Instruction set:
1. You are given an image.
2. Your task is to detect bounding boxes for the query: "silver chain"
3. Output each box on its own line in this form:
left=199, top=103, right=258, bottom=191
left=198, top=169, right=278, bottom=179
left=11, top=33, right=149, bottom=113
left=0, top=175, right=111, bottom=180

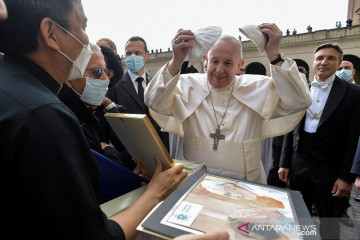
left=207, top=79, right=235, bottom=130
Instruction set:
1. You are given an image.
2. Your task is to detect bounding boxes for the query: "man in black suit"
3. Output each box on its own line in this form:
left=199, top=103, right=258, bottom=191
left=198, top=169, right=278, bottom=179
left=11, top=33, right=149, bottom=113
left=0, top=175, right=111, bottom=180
left=0, top=0, right=187, bottom=238
left=106, top=36, right=169, bottom=151
left=278, top=43, right=360, bottom=239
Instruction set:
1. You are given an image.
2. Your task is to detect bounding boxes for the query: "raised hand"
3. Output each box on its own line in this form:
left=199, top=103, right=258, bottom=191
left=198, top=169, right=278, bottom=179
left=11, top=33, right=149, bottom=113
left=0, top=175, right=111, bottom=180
left=168, top=29, right=195, bottom=76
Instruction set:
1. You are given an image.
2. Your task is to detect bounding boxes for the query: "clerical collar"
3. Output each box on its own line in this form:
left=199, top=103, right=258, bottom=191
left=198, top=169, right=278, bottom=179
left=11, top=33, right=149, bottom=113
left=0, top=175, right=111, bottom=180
left=3, top=53, right=62, bottom=95
left=208, top=79, right=235, bottom=92
left=311, top=74, right=335, bottom=86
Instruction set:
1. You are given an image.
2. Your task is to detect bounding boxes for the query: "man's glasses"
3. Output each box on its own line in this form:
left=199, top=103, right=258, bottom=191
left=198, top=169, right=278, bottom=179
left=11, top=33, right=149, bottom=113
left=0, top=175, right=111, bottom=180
left=125, top=51, right=146, bottom=56
left=85, top=68, right=110, bottom=79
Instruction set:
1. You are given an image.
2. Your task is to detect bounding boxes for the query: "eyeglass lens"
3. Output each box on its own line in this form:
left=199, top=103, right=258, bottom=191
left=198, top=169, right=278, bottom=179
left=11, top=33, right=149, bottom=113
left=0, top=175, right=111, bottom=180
left=86, top=68, right=109, bottom=79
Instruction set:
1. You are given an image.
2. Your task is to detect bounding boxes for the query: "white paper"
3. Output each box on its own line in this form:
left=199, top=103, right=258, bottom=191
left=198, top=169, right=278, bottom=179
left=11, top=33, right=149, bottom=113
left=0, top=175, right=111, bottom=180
left=167, top=201, right=204, bottom=227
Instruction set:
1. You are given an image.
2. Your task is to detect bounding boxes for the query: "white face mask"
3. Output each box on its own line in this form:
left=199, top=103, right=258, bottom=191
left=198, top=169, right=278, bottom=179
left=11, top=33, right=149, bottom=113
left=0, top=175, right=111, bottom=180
left=80, top=77, right=110, bottom=106
left=55, top=22, right=93, bottom=81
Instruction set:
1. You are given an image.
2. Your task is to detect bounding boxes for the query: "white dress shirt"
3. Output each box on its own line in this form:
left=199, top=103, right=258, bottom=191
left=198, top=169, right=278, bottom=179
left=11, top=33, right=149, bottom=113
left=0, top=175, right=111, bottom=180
left=304, top=75, right=335, bottom=133
left=127, top=70, right=147, bottom=94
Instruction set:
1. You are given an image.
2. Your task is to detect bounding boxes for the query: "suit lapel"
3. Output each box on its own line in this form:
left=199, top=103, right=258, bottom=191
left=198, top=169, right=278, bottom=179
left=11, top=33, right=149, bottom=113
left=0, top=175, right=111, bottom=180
left=318, top=77, right=347, bottom=128
left=122, top=72, right=146, bottom=110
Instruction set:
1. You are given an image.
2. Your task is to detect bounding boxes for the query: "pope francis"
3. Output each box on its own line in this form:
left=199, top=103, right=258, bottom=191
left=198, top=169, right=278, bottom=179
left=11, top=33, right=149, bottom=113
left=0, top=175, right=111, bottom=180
left=144, top=23, right=311, bottom=183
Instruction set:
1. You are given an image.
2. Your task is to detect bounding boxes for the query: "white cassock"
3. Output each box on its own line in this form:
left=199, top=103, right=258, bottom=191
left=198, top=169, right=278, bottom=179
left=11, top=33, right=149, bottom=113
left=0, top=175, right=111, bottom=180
left=144, top=58, right=311, bottom=183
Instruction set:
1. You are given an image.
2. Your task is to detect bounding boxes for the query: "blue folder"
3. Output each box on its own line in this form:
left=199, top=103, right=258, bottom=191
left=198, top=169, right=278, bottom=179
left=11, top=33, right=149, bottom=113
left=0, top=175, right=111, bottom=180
left=91, top=150, right=147, bottom=204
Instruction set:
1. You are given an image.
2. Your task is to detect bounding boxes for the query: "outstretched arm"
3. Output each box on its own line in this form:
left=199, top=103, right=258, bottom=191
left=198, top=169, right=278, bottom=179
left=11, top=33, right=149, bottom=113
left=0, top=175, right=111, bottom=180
left=110, top=157, right=188, bottom=240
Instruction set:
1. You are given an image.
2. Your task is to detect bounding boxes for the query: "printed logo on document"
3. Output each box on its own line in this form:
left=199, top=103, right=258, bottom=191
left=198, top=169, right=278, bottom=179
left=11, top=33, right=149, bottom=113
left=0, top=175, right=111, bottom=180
left=168, top=201, right=203, bottom=227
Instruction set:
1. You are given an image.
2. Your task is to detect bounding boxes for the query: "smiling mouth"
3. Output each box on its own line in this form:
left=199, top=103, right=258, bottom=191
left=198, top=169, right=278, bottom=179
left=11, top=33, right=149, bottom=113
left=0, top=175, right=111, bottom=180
left=214, top=74, right=226, bottom=80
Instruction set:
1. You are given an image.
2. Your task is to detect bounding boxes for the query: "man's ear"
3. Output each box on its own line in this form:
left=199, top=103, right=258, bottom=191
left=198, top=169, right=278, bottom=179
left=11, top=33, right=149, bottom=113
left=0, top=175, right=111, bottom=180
left=107, top=69, right=114, bottom=80
left=238, top=59, right=245, bottom=70
left=39, top=17, right=60, bottom=51
left=144, top=52, right=150, bottom=62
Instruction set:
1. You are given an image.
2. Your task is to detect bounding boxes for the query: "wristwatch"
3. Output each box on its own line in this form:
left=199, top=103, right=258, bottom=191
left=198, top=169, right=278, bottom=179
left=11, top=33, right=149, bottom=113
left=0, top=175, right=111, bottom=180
left=270, top=53, right=286, bottom=65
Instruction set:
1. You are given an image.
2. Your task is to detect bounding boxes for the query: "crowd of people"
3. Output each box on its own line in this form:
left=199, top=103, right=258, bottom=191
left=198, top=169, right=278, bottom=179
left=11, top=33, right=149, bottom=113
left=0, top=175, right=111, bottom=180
left=1, top=0, right=360, bottom=240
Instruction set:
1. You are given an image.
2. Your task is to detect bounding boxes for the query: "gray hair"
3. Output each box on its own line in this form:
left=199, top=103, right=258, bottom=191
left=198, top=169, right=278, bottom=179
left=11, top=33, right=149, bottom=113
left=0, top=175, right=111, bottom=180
left=313, top=42, right=343, bottom=61
left=208, top=35, right=243, bottom=59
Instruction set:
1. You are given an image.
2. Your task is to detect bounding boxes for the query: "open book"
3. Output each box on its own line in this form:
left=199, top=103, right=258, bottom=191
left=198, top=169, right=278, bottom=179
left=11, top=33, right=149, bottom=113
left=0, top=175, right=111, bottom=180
left=105, top=113, right=174, bottom=176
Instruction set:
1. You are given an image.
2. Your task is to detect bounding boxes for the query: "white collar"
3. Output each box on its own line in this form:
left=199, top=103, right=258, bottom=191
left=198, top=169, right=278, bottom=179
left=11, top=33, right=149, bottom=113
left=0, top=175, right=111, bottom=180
left=128, top=70, right=147, bottom=84
left=208, top=79, right=235, bottom=92
left=312, top=74, right=336, bottom=85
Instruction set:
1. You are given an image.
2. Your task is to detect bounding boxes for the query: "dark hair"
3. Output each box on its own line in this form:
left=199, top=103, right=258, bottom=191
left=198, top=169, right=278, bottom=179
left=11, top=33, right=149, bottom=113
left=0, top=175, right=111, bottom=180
left=298, top=66, right=307, bottom=74
left=313, top=43, right=343, bottom=61
left=99, top=45, right=124, bottom=88
left=185, top=65, right=198, bottom=73
left=0, top=0, right=81, bottom=55
left=125, top=36, right=148, bottom=53
left=245, top=62, right=266, bottom=76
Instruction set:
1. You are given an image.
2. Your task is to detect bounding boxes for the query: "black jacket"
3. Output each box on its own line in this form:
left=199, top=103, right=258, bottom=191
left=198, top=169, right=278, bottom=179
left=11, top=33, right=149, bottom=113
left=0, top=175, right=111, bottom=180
left=280, top=77, right=360, bottom=185
left=106, top=71, right=169, bottom=151
left=58, top=84, right=136, bottom=170
left=0, top=54, right=124, bottom=239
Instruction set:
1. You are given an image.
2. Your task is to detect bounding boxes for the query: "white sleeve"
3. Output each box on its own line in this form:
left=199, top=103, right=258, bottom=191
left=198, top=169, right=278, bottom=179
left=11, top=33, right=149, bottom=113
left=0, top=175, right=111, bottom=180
left=144, top=63, right=180, bottom=115
left=263, top=57, right=311, bottom=119
left=280, top=59, right=291, bottom=70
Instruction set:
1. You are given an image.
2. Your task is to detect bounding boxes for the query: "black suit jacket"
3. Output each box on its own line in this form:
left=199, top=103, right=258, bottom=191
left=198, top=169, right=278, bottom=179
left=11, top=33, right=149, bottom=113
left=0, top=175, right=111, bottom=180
left=280, top=77, right=360, bottom=185
left=58, top=84, right=135, bottom=170
left=106, top=72, right=169, bottom=150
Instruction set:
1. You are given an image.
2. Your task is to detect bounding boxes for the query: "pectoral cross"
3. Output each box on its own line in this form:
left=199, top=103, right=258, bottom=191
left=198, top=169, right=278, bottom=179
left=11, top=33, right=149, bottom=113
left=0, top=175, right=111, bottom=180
left=210, top=128, right=225, bottom=150
left=312, top=112, right=320, bottom=120
left=307, top=108, right=323, bottom=120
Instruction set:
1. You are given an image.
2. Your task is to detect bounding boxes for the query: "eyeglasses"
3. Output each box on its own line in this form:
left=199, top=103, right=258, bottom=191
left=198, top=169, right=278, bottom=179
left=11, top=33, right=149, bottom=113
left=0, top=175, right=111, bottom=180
left=85, top=68, right=110, bottom=79
left=125, top=51, right=146, bottom=56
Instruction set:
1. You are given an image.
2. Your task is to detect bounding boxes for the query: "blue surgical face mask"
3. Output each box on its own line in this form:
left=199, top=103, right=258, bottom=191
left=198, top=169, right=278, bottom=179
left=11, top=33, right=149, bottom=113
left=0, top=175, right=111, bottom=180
left=336, top=69, right=353, bottom=81
left=80, top=77, right=109, bottom=106
left=124, top=54, right=144, bottom=73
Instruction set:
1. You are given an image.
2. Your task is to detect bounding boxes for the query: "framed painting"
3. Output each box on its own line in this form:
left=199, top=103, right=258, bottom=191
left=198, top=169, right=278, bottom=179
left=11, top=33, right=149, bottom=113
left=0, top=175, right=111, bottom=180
left=141, top=170, right=320, bottom=240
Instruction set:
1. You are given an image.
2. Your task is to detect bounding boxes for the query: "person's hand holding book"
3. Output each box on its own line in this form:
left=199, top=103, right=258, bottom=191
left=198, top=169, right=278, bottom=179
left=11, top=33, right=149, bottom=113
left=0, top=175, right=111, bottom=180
left=146, top=157, right=188, bottom=201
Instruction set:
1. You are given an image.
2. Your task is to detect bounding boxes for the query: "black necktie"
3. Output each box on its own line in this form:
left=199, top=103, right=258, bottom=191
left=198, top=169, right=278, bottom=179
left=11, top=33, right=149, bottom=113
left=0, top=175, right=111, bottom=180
left=136, top=77, right=144, bottom=102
